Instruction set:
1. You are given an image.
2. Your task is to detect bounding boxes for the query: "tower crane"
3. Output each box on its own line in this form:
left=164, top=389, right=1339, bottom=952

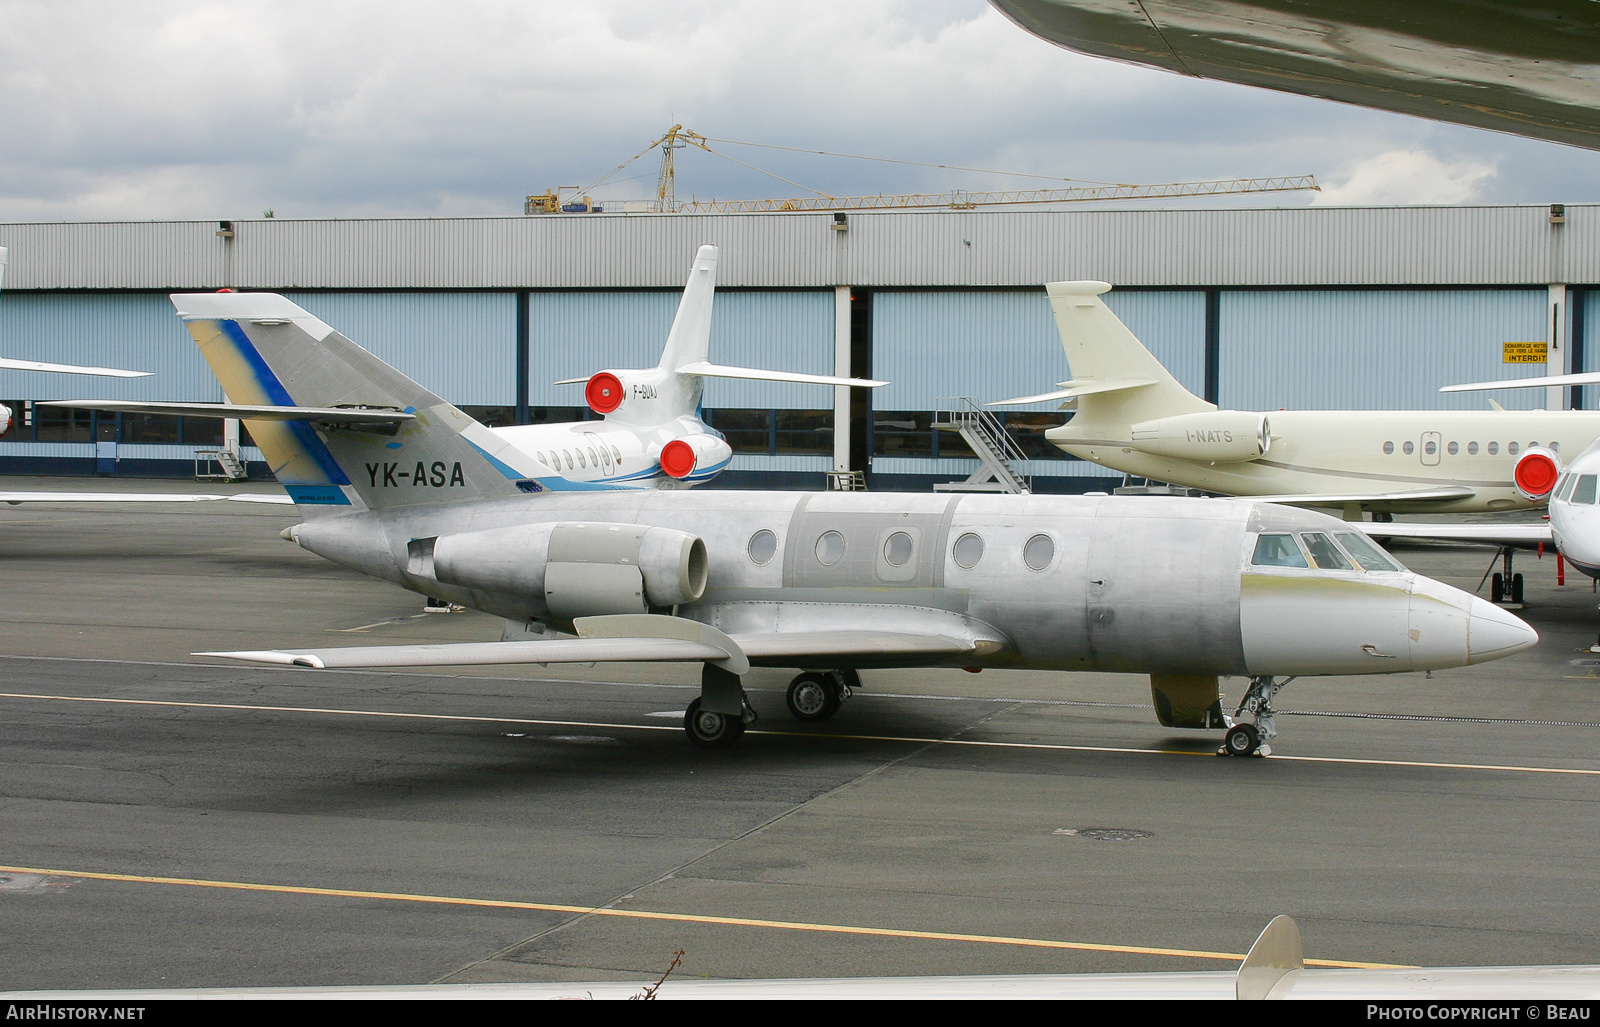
left=525, top=125, right=1318, bottom=214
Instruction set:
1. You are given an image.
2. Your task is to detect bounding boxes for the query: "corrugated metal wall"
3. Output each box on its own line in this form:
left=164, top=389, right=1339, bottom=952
left=1218, top=289, right=1550, bottom=411
left=526, top=290, right=833, bottom=409
left=0, top=292, right=218, bottom=401
left=285, top=292, right=516, bottom=406
left=3, top=204, right=1595, bottom=290
left=871, top=288, right=1206, bottom=410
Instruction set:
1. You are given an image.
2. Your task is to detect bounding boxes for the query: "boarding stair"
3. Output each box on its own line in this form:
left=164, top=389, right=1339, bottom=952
left=195, top=446, right=248, bottom=482
left=932, top=398, right=1031, bottom=494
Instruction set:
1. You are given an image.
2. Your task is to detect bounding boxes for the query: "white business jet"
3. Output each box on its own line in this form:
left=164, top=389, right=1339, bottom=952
left=51, top=245, right=882, bottom=492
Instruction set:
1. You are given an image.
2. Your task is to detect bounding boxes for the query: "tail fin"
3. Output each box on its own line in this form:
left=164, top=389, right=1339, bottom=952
left=173, top=292, right=542, bottom=514
left=0, top=247, right=8, bottom=291
left=1046, top=281, right=1211, bottom=425
left=659, top=244, right=718, bottom=373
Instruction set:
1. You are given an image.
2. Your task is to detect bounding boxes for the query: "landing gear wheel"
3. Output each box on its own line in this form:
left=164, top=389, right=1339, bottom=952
left=1223, top=723, right=1260, bottom=757
left=786, top=672, right=842, bottom=722
left=1491, top=572, right=1505, bottom=603
left=684, top=697, right=745, bottom=749
left=1511, top=573, right=1525, bottom=605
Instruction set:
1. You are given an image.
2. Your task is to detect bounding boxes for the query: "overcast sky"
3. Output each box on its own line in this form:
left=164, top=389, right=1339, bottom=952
left=4, top=0, right=1600, bottom=223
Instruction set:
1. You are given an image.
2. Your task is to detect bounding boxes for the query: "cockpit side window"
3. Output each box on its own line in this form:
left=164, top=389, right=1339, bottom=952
left=1252, top=533, right=1308, bottom=568
left=1556, top=473, right=1577, bottom=502
left=1574, top=475, right=1598, bottom=505
left=1335, top=532, right=1404, bottom=572
left=1300, top=532, right=1354, bottom=570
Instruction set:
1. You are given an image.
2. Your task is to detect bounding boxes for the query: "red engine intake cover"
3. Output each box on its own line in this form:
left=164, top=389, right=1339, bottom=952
left=1514, top=448, right=1561, bottom=498
left=659, top=439, right=696, bottom=479
left=585, top=372, right=624, bottom=414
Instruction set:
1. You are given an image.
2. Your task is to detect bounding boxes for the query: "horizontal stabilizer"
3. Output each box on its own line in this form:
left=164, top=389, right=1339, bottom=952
left=1363, top=522, right=1553, bottom=546
left=44, top=400, right=416, bottom=425
left=1442, top=372, right=1600, bottom=393
left=0, top=357, right=150, bottom=378
left=197, top=628, right=979, bottom=670
left=1238, top=486, right=1477, bottom=506
left=2, top=492, right=291, bottom=506
left=988, top=378, right=1156, bottom=407
left=675, top=362, right=887, bottom=389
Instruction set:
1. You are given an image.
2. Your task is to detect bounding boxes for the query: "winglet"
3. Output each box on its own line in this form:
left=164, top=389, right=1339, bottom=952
left=1236, top=915, right=1303, bottom=1000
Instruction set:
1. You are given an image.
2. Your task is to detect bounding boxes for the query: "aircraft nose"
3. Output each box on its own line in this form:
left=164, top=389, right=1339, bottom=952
left=1466, top=596, right=1539, bottom=662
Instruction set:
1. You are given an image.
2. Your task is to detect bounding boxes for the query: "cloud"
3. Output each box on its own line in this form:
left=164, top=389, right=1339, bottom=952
left=1312, top=149, right=1498, bottom=205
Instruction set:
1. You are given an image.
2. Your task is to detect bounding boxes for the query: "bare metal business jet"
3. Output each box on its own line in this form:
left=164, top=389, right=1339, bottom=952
left=100, top=287, right=1535, bottom=757
left=996, top=281, right=1600, bottom=515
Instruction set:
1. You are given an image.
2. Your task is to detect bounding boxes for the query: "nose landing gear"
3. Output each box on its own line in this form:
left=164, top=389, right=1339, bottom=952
left=1218, top=675, right=1290, bottom=757
left=784, top=669, right=860, bottom=722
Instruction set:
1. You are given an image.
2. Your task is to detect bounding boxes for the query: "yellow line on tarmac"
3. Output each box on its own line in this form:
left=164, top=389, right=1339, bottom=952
left=0, top=863, right=1403, bottom=970
left=4, top=691, right=1598, bottom=777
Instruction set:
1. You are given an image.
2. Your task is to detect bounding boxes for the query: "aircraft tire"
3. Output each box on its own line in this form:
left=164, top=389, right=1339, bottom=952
left=786, top=672, right=841, bottom=722
left=1491, top=572, right=1505, bottom=603
left=1511, top=573, right=1525, bottom=605
left=1223, top=723, right=1259, bottom=757
left=685, top=697, right=745, bottom=749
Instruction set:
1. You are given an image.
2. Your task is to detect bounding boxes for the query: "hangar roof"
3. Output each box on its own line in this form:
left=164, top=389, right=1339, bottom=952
left=0, top=204, right=1591, bottom=291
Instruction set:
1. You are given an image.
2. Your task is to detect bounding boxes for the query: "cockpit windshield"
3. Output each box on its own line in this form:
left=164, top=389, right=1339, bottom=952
left=1251, top=531, right=1405, bottom=573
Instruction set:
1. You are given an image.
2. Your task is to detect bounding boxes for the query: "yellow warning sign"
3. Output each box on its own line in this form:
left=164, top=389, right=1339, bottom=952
left=1503, top=341, right=1548, bottom=364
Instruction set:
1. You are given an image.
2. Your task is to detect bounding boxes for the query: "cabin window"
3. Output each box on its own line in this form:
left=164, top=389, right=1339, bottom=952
left=1552, top=442, right=1561, bottom=453
left=748, top=529, right=777, bottom=565
left=1424, top=440, right=1437, bottom=456
left=1252, top=534, right=1308, bottom=568
left=815, top=530, right=845, bottom=566
left=1468, top=442, right=1479, bottom=455
left=1508, top=442, right=1520, bottom=456
left=952, top=533, right=984, bottom=569
left=883, top=531, right=914, bottom=567
left=612, top=445, right=622, bottom=462
left=1023, top=534, right=1055, bottom=571
left=1447, top=442, right=1459, bottom=455
left=1574, top=475, right=1598, bottom=505
left=1488, top=442, right=1499, bottom=455
left=1300, top=532, right=1353, bottom=570
left=1403, top=441, right=1414, bottom=455
left=564, top=450, right=574, bottom=469
left=1382, top=441, right=1394, bottom=455
left=1335, top=533, right=1403, bottom=573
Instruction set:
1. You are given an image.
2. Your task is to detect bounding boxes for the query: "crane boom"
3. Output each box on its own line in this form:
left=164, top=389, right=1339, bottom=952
left=677, top=176, right=1318, bottom=213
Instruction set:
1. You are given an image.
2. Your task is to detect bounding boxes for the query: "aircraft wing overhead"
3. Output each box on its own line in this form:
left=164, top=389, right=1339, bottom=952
left=196, top=630, right=980, bottom=670
left=1442, top=372, right=1600, bottom=393
left=1365, top=522, right=1553, bottom=547
left=673, top=362, right=888, bottom=389
left=43, top=400, right=416, bottom=425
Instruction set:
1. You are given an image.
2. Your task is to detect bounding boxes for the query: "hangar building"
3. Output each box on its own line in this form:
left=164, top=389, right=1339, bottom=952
left=0, top=204, right=1590, bottom=491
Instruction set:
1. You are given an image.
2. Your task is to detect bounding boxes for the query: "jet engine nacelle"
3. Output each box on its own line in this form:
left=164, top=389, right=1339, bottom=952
left=1128, top=411, right=1270, bottom=463
left=0, top=403, right=10, bottom=436
left=658, top=433, right=732, bottom=480
left=584, top=372, right=626, bottom=414
left=426, top=520, right=708, bottom=620
left=1514, top=445, right=1562, bottom=501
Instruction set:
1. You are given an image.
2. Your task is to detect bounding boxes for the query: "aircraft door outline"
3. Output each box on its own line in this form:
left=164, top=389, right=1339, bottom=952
left=585, top=432, right=614, bottom=475
left=1420, top=431, right=1442, bottom=466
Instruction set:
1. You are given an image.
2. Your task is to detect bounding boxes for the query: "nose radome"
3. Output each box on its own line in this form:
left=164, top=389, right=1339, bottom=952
left=1467, top=597, right=1539, bottom=662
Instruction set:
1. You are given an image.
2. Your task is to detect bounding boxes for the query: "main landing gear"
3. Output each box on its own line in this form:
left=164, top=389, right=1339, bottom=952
left=784, top=669, right=860, bottom=722
left=1218, top=676, right=1290, bottom=757
left=684, top=664, right=757, bottom=750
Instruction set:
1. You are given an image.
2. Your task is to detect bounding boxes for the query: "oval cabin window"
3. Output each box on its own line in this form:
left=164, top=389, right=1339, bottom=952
left=953, top=533, right=984, bottom=569
left=815, top=530, right=845, bottom=566
left=1023, top=534, right=1055, bottom=571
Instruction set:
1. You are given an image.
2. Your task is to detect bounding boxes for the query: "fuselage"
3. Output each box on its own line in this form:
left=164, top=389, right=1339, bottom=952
left=1547, top=441, right=1600, bottom=578
left=490, top=414, right=728, bottom=489
left=290, top=491, right=1535, bottom=679
left=1051, top=409, right=1600, bottom=513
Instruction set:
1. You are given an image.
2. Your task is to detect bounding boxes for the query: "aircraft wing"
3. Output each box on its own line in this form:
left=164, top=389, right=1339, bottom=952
left=1238, top=486, right=1478, bottom=506
left=43, top=400, right=416, bottom=425
left=667, top=362, right=888, bottom=389
left=0, top=357, right=150, bottom=378
left=196, top=617, right=981, bottom=670
left=988, top=377, right=1155, bottom=406
left=1, top=492, right=292, bottom=506
left=1365, top=522, right=1553, bottom=547
left=1442, top=372, right=1600, bottom=393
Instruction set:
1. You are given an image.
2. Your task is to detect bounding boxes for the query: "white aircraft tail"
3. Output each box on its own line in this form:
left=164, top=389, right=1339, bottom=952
left=0, top=246, right=8, bottom=291
left=172, top=292, right=533, bottom=514
left=995, top=281, right=1211, bottom=427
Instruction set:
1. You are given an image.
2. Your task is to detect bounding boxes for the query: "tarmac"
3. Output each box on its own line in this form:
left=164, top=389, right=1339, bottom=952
left=1, top=476, right=1597, bottom=991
